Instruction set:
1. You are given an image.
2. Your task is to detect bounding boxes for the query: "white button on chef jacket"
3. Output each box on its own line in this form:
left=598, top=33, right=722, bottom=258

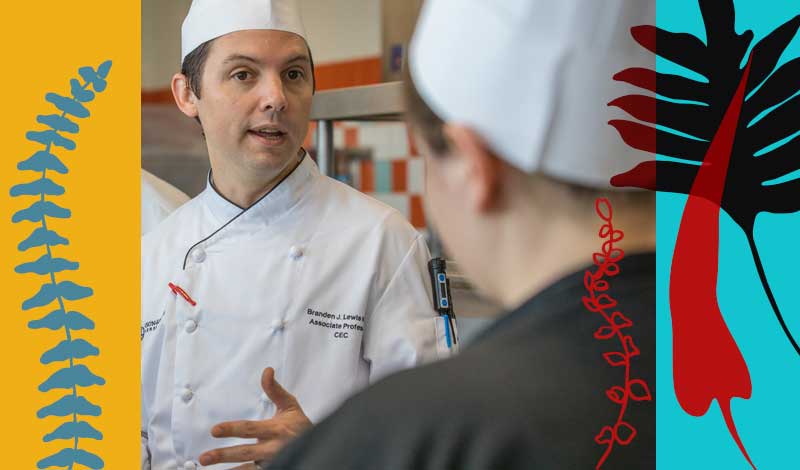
left=189, top=247, right=206, bottom=263
left=141, top=155, right=445, bottom=469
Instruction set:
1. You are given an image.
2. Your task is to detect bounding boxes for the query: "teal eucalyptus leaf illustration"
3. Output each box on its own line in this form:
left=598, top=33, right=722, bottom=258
left=28, top=309, right=94, bottom=331
left=37, top=448, right=104, bottom=470
left=37, top=394, right=101, bottom=418
left=11, top=60, right=111, bottom=467
left=43, top=421, right=103, bottom=442
left=38, top=364, right=106, bottom=392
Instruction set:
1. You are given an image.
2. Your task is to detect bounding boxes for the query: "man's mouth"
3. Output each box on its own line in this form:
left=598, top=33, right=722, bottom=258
left=248, top=126, right=288, bottom=144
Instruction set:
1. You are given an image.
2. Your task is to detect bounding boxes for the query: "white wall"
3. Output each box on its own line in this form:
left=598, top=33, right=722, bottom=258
left=142, top=0, right=192, bottom=90
left=300, top=0, right=381, bottom=63
left=142, top=0, right=381, bottom=90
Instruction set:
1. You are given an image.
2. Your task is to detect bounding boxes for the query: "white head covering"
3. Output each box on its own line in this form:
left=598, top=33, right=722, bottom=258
left=409, top=0, right=655, bottom=188
left=181, top=0, right=307, bottom=62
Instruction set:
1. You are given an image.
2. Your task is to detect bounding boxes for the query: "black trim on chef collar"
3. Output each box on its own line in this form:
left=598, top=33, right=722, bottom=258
left=209, top=171, right=246, bottom=210
left=182, top=149, right=307, bottom=270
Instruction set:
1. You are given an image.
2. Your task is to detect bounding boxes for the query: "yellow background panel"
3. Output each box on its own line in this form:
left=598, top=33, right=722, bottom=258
left=0, top=1, right=140, bottom=467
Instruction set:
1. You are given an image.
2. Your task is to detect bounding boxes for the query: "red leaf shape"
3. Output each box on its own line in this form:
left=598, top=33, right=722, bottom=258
left=602, top=262, right=621, bottom=277
left=608, top=95, right=656, bottom=124
left=582, top=295, right=601, bottom=313
left=601, top=244, right=625, bottom=261
left=594, top=250, right=623, bottom=267
left=595, top=198, right=612, bottom=221
left=610, top=161, right=658, bottom=190
left=606, top=385, right=626, bottom=404
left=614, top=421, right=638, bottom=445
left=583, top=270, right=595, bottom=291
left=593, top=252, right=607, bottom=266
left=603, top=352, right=628, bottom=367
left=608, top=119, right=656, bottom=154
left=628, top=379, right=652, bottom=401
left=623, top=335, right=640, bottom=357
left=610, top=311, right=633, bottom=328
left=595, top=294, right=618, bottom=310
left=593, top=280, right=610, bottom=292
left=598, top=223, right=612, bottom=238
left=595, top=426, right=614, bottom=445
left=613, top=67, right=656, bottom=93
left=669, top=54, right=756, bottom=469
left=630, top=25, right=656, bottom=54
left=594, top=325, right=618, bottom=340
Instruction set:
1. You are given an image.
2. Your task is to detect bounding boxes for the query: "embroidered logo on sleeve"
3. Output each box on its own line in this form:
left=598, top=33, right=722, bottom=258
left=141, top=311, right=165, bottom=340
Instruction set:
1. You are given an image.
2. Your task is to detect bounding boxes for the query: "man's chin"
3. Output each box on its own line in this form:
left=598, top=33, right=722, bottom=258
left=244, top=149, right=300, bottom=175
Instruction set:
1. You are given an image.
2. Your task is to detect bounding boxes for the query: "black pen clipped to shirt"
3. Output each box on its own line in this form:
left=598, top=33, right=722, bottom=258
left=428, top=258, right=457, bottom=347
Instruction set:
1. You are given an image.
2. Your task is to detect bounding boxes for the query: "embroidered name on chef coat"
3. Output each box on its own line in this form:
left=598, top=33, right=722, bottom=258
left=141, top=312, right=165, bottom=340
left=306, top=308, right=364, bottom=339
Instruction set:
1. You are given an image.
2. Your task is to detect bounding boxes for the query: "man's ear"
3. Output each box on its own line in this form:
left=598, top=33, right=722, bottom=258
left=171, top=73, right=199, bottom=118
left=442, top=124, right=502, bottom=213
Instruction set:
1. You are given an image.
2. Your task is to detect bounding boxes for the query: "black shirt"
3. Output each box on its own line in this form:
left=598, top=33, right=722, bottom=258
left=271, top=253, right=656, bottom=469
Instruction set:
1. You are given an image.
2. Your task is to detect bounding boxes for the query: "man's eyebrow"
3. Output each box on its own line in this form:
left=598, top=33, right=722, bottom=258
left=222, top=54, right=260, bottom=65
left=221, top=53, right=309, bottom=66
left=284, top=54, right=311, bottom=65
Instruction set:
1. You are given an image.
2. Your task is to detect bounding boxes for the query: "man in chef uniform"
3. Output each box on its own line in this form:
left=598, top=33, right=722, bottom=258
left=270, top=0, right=657, bottom=468
left=140, top=1, right=448, bottom=468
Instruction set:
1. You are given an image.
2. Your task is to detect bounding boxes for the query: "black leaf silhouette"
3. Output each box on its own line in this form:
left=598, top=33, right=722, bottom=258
left=610, top=0, right=800, bottom=355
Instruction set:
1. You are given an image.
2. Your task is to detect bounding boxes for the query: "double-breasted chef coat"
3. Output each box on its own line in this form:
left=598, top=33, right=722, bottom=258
left=141, top=154, right=454, bottom=469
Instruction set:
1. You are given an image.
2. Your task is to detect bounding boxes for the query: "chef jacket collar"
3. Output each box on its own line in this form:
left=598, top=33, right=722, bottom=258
left=201, top=149, right=317, bottom=229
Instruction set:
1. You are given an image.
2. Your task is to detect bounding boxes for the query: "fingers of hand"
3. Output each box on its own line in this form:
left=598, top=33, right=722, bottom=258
left=199, top=441, right=280, bottom=466
left=261, top=367, right=299, bottom=412
left=211, top=419, right=281, bottom=440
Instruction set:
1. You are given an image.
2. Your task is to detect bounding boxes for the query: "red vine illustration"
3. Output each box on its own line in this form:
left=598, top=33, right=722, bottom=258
left=582, top=198, right=652, bottom=469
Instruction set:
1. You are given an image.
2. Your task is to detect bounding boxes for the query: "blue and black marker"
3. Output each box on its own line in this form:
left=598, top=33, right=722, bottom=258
left=428, top=257, right=457, bottom=347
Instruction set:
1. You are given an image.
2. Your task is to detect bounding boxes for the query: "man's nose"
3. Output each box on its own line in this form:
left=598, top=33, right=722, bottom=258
left=258, top=72, right=288, bottom=113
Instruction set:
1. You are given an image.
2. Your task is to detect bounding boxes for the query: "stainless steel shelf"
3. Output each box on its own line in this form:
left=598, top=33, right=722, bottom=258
left=310, top=81, right=405, bottom=122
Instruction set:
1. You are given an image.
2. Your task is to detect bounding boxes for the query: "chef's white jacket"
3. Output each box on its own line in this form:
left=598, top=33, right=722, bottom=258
left=141, top=155, right=450, bottom=469
left=141, top=169, right=190, bottom=235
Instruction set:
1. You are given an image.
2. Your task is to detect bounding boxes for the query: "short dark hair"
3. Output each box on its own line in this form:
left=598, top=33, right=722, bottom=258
left=181, top=40, right=213, bottom=99
left=181, top=38, right=317, bottom=99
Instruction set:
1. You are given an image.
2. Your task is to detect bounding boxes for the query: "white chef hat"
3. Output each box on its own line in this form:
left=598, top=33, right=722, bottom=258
left=181, top=0, right=307, bottom=63
left=409, top=0, right=655, bottom=188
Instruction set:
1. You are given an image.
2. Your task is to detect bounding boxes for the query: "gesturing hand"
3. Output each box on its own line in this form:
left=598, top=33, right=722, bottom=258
left=198, top=367, right=312, bottom=468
